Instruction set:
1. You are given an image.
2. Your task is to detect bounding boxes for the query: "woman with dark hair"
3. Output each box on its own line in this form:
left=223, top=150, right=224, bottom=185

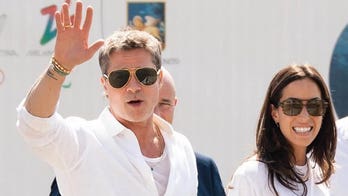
left=227, top=64, right=336, bottom=196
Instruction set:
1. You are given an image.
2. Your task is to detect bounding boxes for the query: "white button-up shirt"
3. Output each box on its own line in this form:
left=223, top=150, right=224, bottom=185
left=227, top=156, right=329, bottom=196
left=17, top=106, right=198, bottom=196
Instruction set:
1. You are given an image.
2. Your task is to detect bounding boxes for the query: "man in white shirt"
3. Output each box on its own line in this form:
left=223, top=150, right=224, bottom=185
left=16, top=2, right=197, bottom=196
left=50, top=67, right=225, bottom=196
left=330, top=116, right=348, bottom=195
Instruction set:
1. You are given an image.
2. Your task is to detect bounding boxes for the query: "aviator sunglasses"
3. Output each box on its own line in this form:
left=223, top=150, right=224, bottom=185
left=277, top=97, right=328, bottom=116
left=104, top=67, right=160, bottom=88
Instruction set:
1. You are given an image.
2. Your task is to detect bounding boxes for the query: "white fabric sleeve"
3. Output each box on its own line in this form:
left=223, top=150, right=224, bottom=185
left=227, top=166, right=258, bottom=196
left=16, top=100, right=86, bottom=170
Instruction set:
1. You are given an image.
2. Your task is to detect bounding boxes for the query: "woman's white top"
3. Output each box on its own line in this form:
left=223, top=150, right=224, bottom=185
left=227, top=156, right=329, bottom=196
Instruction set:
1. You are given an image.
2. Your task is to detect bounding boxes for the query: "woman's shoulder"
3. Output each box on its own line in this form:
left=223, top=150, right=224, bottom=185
left=234, top=156, right=268, bottom=178
left=227, top=156, right=270, bottom=195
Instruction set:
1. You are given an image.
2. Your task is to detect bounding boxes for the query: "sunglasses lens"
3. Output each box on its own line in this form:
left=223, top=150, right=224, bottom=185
left=306, top=99, right=327, bottom=116
left=135, top=68, right=158, bottom=85
left=279, top=98, right=328, bottom=116
left=282, top=100, right=303, bottom=116
left=108, top=70, right=130, bottom=88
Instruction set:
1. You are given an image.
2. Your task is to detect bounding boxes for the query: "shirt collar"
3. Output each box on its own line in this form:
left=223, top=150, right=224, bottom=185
left=98, top=107, right=127, bottom=137
left=153, top=113, right=174, bottom=136
left=98, top=107, right=174, bottom=137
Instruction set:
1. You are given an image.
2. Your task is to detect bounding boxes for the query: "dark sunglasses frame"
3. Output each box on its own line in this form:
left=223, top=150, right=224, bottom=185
left=278, top=97, right=328, bottom=116
left=104, top=67, right=160, bottom=88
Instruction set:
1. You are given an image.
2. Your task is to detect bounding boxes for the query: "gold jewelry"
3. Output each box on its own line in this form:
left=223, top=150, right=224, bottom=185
left=154, top=124, right=164, bottom=156
left=64, top=24, right=72, bottom=28
left=148, top=124, right=165, bottom=171
left=302, top=162, right=310, bottom=181
left=297, top=160, right=310, bottom=181
left=50, top=56, right=71, bottom=76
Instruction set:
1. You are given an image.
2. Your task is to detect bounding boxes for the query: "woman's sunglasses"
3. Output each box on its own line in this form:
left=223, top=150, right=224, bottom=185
left=278, top=98, right=328, bottom=116
left=104, top=67, right=160, bottom=88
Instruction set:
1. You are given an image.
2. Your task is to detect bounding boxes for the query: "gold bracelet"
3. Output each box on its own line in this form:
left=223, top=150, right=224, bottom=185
left=51, top=56, right=71, bottom=76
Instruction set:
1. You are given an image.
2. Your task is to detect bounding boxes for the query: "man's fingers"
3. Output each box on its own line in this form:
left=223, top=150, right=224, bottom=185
left=86, top=40, right=105, bottom=60
left=55, top=12, right=63, bottom=32
left=62, top=3, right=71, bottom=27
left=74, top=1, right=82, bottom=29
left=82, top=6, right=93, bottom=34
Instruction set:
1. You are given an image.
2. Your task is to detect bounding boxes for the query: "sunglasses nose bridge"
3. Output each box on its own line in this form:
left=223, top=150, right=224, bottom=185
left=297, top=102, right=312, bottom=117
left=125, top=70, right=142, bottom=91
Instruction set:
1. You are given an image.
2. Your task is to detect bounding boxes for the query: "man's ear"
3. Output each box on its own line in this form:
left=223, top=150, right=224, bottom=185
left=271, top=104, right=279, bottom=123
left=158, top=69, right=163, bottom=85
left=173, top=97, right=178, bottom=106
left=100, top=76, right=107, bottom=91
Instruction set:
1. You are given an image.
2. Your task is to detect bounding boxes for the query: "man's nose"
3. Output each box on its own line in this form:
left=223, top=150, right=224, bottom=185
left=126, top=75, right=141, bottom=93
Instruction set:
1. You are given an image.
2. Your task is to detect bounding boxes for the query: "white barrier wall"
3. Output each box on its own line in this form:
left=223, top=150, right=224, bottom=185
left=1, top=0, right=348, bottom=195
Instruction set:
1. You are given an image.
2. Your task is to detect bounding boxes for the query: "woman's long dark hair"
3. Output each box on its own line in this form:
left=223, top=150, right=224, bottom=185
left=255, top=64, right=336, bottom=196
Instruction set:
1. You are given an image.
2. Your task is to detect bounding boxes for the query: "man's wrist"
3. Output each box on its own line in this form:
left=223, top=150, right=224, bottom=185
left=46, top=64, right=68, bottom=81
left=50, top=56, right=71, bottom=76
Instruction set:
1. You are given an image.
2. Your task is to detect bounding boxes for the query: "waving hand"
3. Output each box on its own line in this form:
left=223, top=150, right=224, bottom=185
left=53, top=1, right=104, bottom=70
